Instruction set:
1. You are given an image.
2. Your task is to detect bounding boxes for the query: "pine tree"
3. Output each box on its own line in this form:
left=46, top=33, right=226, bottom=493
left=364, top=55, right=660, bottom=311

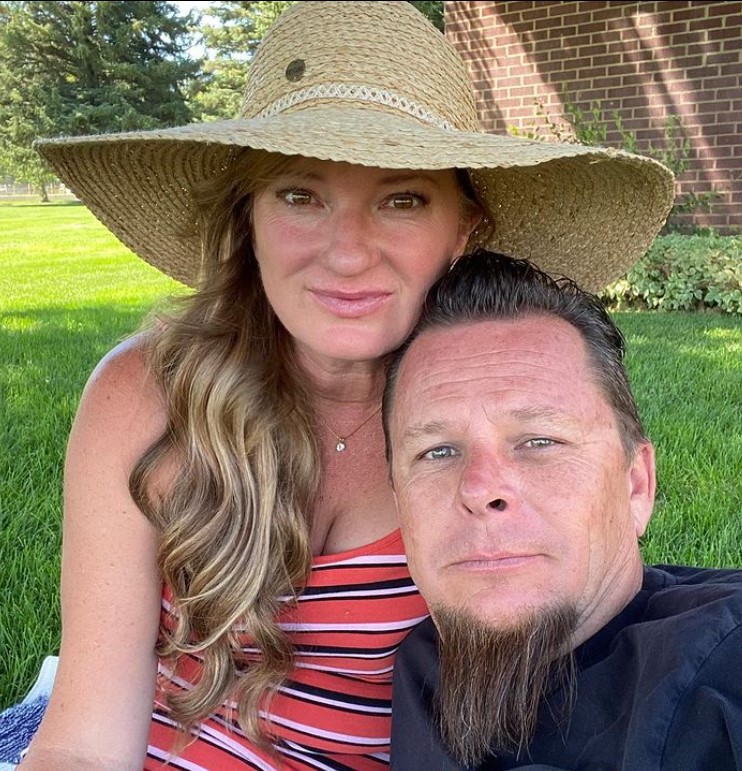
left=191, top=1, right=293, bottom=122
left=0, top=1, right=199, bottom=199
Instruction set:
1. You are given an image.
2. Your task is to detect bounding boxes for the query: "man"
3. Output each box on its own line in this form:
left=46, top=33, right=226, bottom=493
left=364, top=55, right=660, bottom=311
left=384, top=250, right=742, bottom=770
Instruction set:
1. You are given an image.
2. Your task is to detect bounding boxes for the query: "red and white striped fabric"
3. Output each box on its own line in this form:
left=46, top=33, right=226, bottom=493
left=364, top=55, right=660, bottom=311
left=145, top=529, right=428, bottom=770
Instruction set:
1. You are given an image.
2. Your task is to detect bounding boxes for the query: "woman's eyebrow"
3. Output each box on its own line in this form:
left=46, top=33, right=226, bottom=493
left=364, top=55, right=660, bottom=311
left=378, top=172, right=443, bottom=188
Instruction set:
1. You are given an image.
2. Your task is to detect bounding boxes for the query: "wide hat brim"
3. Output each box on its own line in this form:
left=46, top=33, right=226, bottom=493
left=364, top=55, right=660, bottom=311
left=36, top=104, right=675, bottom=292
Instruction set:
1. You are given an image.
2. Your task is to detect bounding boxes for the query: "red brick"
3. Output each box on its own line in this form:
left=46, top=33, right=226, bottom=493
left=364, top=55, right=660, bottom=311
left=671, top=8, right=708, bottom=22
left=719, top=62, right=742, bottom=76
left=548, top=25, right=578, bottom=39
left=695, top=100, right=731, bottom=114
left=534, top=14, right=563, bottom=30
left=603, top=63, right=638, bottom=76
left=708, top=2, right=742, bottom=17
left=703, top=75, right=740, bottom=89
left=535, top=37, right=566, bottom=51
left=493, top=97, right=521, bottom=109
left=705, top=51, right=741, bottom=65
left=579, top=20, right=607, bottom=34
left=591, top=53, right=624, bottom=67
left=568, top=88, right=606, bottom=103
left=704, top=122, right=738, bottom=135
left=677, top=31, right=714, bottom=46
left=494, top=75, right=523, bottom=88
left=549, top=47, right=576, bottom=61
left=591, top=7, right=624, bottom=23
left=507, top=85, right=538, bottom=97
left=657, top=21, right=690, bottom=36
left=577, top=43, right=609, bottom=58
left=672, top=55, right=705, bottom=69
left=595, top=29, right=623, bottom=45
left=537, top=59, right=566, bottom=74
left=621, top=95, right=650, bottom=109
left=574, top=64, right=607, bottom=80
left=709, top=26, right=742, bottom=41
left=548, top=2, right=579, bottom=16
left=527, top=28, right=550, bottom=42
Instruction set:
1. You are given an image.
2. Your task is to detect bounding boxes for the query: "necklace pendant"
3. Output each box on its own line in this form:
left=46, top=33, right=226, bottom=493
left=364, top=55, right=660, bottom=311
left=335, top=439, right=347, bottom=452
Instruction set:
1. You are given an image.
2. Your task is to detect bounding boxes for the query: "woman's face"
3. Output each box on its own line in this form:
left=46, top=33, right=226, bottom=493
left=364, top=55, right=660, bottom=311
left=252, top=158, right=476, bottom=369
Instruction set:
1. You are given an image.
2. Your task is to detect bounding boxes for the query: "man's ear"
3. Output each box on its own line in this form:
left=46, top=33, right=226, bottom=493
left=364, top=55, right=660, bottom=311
left=629, top=441, right=656, bottom=537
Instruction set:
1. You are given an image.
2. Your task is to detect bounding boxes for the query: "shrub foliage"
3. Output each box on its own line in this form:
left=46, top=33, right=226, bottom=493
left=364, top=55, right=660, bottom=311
left=601, top=234, right=742, bottom=314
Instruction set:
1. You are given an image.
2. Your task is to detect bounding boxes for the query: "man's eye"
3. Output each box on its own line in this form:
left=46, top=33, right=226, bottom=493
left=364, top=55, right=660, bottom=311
left=421, top=445, right=458, bottom=460
left=386, top=193, right=426, bottom=209
left=523, top=437, right=556, bottom=449
left=281, top=189, right=313, bottom=205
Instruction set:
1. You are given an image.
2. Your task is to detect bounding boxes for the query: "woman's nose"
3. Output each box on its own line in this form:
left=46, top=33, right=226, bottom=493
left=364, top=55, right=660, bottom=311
left=322, top=207, right=380, bottom=276
left=458, top=449, right=514, bottom=517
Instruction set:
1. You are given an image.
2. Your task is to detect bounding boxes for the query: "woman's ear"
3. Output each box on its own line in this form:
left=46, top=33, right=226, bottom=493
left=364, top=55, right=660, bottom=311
left=454, top=209, right=483, bottom=259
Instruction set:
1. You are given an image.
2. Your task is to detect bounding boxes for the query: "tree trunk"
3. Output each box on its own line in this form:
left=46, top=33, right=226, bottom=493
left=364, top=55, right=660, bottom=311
left=39, top=181, right=49, bottom=203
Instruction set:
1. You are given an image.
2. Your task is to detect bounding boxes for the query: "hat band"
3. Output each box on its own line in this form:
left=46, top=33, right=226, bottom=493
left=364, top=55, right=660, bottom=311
left=253, top=83, right=456, bottom=131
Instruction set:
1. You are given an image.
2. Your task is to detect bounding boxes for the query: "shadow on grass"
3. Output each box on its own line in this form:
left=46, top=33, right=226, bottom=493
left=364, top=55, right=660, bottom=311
left=0, top=302, right=153, bottom=707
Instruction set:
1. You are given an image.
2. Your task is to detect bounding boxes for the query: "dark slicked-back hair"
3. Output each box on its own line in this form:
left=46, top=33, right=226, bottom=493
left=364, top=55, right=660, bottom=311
left=383, top=249, right=647, bottom=462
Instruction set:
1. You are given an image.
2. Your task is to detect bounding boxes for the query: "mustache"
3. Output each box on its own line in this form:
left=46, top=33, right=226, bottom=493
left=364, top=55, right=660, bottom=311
left=433, top=603, right=578, bottom=767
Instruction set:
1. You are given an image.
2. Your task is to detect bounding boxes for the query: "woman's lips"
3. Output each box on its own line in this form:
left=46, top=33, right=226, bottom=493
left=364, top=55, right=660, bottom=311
left=310, top=289, right=392, bottom=318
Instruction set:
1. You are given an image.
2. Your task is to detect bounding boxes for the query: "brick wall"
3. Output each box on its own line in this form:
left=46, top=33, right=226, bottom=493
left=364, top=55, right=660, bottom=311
left=445, top=1, right=742, bottom=233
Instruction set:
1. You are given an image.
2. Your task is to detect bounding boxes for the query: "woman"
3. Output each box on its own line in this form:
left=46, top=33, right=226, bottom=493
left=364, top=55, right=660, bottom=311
left=19, top=2, right=673, bottom=769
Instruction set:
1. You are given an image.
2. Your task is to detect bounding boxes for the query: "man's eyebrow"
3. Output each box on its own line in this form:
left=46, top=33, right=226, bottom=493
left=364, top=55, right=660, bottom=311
left=398, top=420, right=450, bottom=444
left=398, top=407, right=576, bottom=442
left=509, top=406, right=573, bottom=423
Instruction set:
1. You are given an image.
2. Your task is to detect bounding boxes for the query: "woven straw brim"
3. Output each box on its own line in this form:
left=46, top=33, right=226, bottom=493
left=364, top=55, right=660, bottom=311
left=36, top=105, right=675, bottom=292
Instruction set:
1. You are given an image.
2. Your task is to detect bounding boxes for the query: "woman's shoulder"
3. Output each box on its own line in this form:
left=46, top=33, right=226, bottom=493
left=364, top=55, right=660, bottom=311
left=73, top=332, right=167, bottom=453
left=86, top=332, right=157, bottom=395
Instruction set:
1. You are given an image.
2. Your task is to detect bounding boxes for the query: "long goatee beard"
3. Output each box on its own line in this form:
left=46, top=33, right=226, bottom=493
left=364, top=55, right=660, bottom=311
left=434, top=603, right=578, bottom=768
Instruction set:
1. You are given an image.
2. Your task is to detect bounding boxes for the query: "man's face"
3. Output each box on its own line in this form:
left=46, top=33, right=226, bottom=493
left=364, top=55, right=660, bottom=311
left=390, top=315, right=655, bottom=640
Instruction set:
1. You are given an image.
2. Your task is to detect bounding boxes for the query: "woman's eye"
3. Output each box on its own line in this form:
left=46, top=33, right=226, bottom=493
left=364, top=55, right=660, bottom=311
left=421, top=445, right=458, bottom=461
left=386, top=193, right=427, bottom=210
left=281, top=189, right=313, bottom=206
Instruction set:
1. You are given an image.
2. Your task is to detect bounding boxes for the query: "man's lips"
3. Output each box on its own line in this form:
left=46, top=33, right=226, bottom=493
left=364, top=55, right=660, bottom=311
left=310, top=289, right=392, bottom=318
left=448, top=553, right=544, bottom=571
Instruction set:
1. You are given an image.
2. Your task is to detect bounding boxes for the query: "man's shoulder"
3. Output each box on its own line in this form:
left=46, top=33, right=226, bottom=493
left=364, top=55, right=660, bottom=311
left=580, top=565, right=742, bottom=673
left=643, top=564, right=742, bottom=618
left=600, top=564, right=742, bottom=670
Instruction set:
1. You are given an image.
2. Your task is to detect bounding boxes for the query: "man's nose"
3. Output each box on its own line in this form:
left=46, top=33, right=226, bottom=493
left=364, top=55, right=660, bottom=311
left=322, top=206, right=380, bottom=276
left=457, top=449, right=515, bottom=516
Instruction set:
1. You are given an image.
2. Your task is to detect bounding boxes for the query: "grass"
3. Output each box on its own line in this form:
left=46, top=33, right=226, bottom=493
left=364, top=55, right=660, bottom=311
left=0, top=202, right=184, bottom=708
left=1, top=202, right=741, bottom=709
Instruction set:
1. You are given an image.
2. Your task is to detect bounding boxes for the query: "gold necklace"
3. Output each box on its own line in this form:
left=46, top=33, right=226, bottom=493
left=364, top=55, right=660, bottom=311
left=323, top=405, right=382, bottom=452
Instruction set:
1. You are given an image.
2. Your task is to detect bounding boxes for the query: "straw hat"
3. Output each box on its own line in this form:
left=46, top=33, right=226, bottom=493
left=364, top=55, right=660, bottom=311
left=35, top=1, right=674, bottom=292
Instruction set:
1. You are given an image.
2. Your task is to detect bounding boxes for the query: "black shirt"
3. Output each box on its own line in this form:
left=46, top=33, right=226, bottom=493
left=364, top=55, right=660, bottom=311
left=391, top=565, right=742, bottom=770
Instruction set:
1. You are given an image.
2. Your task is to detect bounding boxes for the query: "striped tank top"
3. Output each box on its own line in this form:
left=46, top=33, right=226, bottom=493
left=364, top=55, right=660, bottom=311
left=144, top=529, right=428, bottom=770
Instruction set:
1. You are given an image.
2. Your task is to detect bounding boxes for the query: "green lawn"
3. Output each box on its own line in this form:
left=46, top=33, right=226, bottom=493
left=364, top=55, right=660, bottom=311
left=1, top=202, right=741, bottom=709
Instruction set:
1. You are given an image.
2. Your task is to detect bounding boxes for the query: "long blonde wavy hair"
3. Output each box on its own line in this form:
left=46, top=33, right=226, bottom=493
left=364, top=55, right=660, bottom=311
left=128, top=148, right=488, bottom=744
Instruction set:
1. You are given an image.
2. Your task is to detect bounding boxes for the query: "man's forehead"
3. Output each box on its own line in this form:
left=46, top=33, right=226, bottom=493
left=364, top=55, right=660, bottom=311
left=392, top=316, right=602, bottom=426
left=398, top=315, right=586, bottom=385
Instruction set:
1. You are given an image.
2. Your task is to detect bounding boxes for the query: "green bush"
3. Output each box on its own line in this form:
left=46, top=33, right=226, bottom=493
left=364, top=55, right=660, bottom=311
left=601, top=234, right=742, bottom=314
